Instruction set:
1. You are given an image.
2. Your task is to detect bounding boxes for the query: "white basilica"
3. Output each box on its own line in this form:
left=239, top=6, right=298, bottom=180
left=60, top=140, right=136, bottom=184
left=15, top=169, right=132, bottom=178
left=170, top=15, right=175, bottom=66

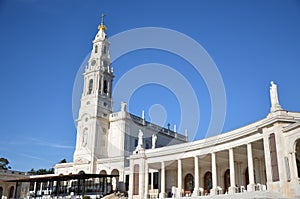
left=54, top=18, right=300, bottom=199
left=54, top=17, right=187, bottom=192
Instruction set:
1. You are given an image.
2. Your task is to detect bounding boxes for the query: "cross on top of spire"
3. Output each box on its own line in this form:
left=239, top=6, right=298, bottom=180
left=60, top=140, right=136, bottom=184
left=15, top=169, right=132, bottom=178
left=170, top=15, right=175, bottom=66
left=98, top=13, right=107, bottom=31
left=101, top=13, right=106, bottom=25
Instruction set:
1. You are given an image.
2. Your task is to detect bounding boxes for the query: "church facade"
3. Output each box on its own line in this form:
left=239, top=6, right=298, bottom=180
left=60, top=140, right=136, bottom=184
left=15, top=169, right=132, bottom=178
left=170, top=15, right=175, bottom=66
left=54, top=19, right=300, bottom=199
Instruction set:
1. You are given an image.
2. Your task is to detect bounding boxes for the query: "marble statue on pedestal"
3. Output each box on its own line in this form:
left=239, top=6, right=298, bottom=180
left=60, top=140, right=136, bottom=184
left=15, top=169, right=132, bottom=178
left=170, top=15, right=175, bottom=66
left=270, top=81, right=282, bottom=112
left=138, top=130, right=143, bottom=146
left=152, top=134, right=157, bottom=149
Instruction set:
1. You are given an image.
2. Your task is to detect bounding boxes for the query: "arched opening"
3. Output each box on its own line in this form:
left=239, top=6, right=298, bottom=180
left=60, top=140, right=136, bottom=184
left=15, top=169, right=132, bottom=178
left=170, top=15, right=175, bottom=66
left=0, top=187, right=3, bottom=199
left=295, top=139, right=300, bottom=178
left=100, top=170, right=107, bottom=175
left=103, top=80, right=108, bottom=94
left=111, top=169, right=119, bottom=191
left=103, top=46, right=107, bottom=54
left=8, top=186, right=14, bottom=199
left=103, top=60, right=108, bottom=68
left=111, top=169, right=119, bottom=175
left=88, top=79, right=93, bottom=94
left=95, top=45, right=98, bottom=53
left=245, top=167, right=249, bottom=187
left=297, top=159, right=300, bottom=178
left=224, top=169, right=230, bottom=193
left=78, top=170, right=85, bottom=175
left=204, top=171, right=212, bottom=194
left=184, top=173, right=194, bottom=194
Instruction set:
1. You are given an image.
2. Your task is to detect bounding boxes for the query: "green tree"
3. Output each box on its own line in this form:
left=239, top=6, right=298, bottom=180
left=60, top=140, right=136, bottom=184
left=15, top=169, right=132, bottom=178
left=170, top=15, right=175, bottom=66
left=28, top=168, right=54, bottom=175
left=0, top=157, right=11, bottom=170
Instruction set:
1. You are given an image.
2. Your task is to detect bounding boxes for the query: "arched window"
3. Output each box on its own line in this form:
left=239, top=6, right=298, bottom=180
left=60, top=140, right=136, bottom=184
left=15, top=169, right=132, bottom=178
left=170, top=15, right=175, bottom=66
left=204, top=171, right=212, bottom=193
left=95, top=45, right=98, bottom=53
left=103, top=46, right=107, bottom=54
left=103, top=80, right=108, bottom=94
left=88, top=79, right=93, bottom=94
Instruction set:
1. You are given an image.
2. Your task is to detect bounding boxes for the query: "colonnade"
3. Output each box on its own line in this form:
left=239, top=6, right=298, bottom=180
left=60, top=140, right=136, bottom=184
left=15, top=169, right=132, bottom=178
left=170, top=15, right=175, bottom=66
left=156, top=142, right=258, bottom=197
left=130, top=140, right=268, bottom=199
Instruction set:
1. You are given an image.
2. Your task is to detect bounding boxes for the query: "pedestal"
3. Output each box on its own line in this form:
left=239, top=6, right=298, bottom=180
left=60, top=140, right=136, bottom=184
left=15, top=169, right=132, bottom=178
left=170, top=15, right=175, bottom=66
left=247, top=184, right=255, bottom=192
left=210, top=188, right=218, bottom=195
left=176, top=189, right=182, bottom=198
left=192, top=189, right=199, bottom=196
left=228, top=186, right=236, bottom=194
left=159, top=192, right=166, bottom=198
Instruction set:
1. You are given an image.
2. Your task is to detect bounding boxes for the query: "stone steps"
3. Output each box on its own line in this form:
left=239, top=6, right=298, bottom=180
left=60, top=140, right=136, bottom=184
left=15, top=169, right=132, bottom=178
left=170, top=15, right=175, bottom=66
left=176, top=191, right=287, bottom=199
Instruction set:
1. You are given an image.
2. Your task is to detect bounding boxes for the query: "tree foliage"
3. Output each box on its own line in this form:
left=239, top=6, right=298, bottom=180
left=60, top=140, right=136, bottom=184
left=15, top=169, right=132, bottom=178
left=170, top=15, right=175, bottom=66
left=0, top=157, right=11, bottom=170
left=27, top=158, right=67, bottom=175
left=28, top=168, right=54, bottom=175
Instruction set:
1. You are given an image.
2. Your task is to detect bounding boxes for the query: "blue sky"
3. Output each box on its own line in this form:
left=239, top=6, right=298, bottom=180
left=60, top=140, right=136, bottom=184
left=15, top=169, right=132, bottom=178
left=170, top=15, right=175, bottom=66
left=0, top=0, right=300, bottom=172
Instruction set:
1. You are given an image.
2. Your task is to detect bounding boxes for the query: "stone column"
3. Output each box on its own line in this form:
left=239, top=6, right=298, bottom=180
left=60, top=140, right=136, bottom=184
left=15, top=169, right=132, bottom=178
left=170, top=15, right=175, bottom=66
left=144, top=163, right=149, bottom=199
left=247, top=143, right=255, bottom=191
left=46, top=181, right=50, bottom=195
left=262, top=129, right=272, bottom=187
left=151, top=172, right=154, bottom=191
left=139, top=162, right=145, bottom=199
left=177, top=159, right=182, bottom=197
left=40, top=182, right=43, bottom=195
left=33, top=182, right=37, bottom=196
left=128, top=160, right=134, bottom=199
left=290, top=151, right=298, bottom=181
left=210, top=152, right=218, bottom=195
left=228, top=148, right=236, bottom=194
left=192, top=156, right=199, bottom=196
left=159, top=162, right=166, bottom=198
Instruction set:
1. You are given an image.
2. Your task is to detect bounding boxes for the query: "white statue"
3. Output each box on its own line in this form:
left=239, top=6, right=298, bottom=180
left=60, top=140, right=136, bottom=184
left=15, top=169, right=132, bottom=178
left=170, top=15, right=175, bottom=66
left=152, top=134, right=157, bottom=149
left=142, top=110, right=145, bottom=120
left=121, top=102, right=127, bottom=112
left=270, top=81, right=282, bottom=112
left=138, top=129, right=143, bottom=147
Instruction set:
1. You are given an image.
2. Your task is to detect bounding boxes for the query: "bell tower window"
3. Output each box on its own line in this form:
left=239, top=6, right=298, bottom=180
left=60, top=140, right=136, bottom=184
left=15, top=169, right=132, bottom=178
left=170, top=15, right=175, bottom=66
left=95, top=45, right=98, bottom=53
left=103, top=80, right=108, bottom=94
left=103, top=46, right=107, bottom=54
left=88, top=79, right=93, bottom=95
left=103, top=61, right=108, bottom=68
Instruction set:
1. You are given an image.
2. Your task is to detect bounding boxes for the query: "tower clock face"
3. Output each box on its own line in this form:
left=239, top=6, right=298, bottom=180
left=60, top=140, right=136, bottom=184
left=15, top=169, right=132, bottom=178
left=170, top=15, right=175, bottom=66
left=91, top=60, right=96, bottom=66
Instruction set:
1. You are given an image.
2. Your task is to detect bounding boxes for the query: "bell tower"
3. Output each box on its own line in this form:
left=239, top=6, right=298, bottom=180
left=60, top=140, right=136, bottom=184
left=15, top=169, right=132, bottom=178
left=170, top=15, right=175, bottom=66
left=73, top=14, right=114, bottom=173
